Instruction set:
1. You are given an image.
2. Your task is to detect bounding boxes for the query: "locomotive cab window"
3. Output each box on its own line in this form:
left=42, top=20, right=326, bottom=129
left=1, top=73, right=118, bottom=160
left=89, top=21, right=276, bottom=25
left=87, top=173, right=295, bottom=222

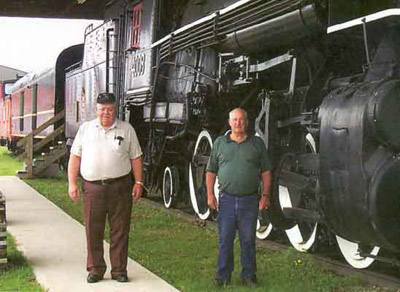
left=130, top=1, right=142, bottom=49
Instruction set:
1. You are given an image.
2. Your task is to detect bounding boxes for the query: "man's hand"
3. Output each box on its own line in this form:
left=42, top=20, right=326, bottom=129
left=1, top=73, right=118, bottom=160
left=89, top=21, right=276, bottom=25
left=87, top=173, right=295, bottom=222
left=208, top=193, right=218, bottom=210
left=259, top=195, right=270, bottom=211
left=68, top=154, right=81, bottom=204
left=68, top=183, right=80, bottom=203
left=132, top=183, right=142, bottom=202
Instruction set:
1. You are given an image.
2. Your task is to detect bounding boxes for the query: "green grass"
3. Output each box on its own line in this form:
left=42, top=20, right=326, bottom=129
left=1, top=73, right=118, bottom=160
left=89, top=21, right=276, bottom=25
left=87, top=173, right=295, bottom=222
left=0, top=147, right=388, bottom=291
left=23, top=173, right=383, bottom=292
left=0, top=235, right=44, bottom=292
left=0, top=147, right=23, bottom=175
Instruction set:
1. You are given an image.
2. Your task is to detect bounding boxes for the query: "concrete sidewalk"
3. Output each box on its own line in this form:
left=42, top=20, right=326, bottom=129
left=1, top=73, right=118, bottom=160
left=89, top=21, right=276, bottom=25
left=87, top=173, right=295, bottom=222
left=0, top=176, right=180, bottom=292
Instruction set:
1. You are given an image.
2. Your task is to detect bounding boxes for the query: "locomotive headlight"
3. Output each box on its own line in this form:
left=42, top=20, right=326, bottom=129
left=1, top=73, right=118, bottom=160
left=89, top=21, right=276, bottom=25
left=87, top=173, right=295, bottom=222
left=367, top=80, right=400, bottom=150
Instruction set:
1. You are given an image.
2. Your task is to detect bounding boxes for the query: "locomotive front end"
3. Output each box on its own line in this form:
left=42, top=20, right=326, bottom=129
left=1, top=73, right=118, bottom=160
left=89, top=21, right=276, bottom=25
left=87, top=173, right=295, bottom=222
left=320, top=79, right=400, bottom=255
left=319, top=5, right=400, bottom=267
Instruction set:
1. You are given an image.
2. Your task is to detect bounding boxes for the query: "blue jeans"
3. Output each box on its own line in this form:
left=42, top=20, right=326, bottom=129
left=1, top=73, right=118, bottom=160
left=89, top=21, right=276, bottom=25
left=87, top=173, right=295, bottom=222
left=216, top=192, right=259, bottom=281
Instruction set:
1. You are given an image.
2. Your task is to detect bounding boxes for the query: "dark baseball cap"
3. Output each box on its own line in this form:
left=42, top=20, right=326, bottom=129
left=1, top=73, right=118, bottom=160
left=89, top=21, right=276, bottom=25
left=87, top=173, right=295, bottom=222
left=97, top=92, right=116, bottom=104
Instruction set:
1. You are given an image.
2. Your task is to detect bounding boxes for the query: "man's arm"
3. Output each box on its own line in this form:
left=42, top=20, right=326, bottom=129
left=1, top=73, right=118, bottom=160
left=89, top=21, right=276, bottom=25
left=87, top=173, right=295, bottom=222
left=68, top=154, right=81, bottom=203
left=131, top=155, right=143, bottom=202
left=206, top=172, right=218, bottom=210
left=259, top=170, right=272, bottom=210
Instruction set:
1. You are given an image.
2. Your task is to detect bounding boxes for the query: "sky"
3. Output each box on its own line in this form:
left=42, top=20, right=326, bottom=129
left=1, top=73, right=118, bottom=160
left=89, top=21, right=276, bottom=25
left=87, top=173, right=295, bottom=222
left=0, top=17, right=102, bottom=73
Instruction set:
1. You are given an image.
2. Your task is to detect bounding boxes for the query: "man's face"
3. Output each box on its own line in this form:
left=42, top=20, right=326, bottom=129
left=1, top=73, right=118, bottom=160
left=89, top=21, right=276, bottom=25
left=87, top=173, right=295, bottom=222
left=96, top=103, right=116, bottom=127
left=229, top=109, right=247, bottom=134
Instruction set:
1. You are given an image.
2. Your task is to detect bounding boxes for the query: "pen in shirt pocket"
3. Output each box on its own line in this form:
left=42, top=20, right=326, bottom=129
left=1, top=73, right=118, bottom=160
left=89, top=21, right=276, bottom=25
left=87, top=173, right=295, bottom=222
left=114, top=133, right=124, bottom=146
left=114, top=129, right=125, bottom=146
left=115, top=135, right=124, bottom=145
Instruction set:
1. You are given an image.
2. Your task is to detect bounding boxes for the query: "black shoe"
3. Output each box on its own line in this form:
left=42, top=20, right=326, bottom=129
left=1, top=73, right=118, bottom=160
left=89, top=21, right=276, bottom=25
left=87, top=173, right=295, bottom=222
left=112, top=274, right=129, bottom=282
left=242, top=275, right=257, bottom=286
left=214, top=278, right=230, bottom=288
left=87, top=273, right=103, bottom=283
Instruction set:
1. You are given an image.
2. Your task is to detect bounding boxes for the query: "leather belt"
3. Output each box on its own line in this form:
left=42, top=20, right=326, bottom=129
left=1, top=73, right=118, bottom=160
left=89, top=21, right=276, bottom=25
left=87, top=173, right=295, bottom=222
left=221, top=191, right=258, bottom=197
left=87, top=173, right=131, bottom=185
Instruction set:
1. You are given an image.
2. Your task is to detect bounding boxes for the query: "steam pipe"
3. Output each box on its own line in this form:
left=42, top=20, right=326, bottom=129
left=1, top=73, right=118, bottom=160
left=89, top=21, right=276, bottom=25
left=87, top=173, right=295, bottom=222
left=105, top=27, right=114, bottom=93
left=220, top=4, right=324, bottom=53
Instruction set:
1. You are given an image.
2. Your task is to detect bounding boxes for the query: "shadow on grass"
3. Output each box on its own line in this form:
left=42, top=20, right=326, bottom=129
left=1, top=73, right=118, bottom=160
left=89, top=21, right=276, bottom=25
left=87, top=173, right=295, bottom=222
left=3, top=235, right=30, bottom=272
left=0, top=236, right=43, bottom=291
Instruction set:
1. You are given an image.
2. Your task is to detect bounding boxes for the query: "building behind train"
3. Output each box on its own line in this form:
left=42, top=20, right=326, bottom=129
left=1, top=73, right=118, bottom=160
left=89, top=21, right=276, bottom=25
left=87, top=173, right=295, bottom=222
left=0, top=65, right=26, bottom=148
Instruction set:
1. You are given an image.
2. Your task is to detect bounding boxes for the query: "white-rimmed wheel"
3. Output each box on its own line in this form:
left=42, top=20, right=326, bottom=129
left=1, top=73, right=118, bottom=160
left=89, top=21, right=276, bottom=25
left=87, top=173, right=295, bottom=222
left=256, top=210, right=273, bottom=240
left=279, top=185, right=318, bottom=251
left=162, top=166, right=179, bottom=209
left=336, top=235, right=380, bottom=269
left=279, top=133, right=318, bottom=252
left=189, top=130, right=219, bottom=220
left=254, top=133, right=273, bottom=240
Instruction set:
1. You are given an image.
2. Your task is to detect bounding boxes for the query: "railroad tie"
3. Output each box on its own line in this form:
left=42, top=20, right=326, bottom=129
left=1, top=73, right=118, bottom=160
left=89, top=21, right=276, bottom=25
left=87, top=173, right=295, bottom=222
left=0, top=193, right=5, bottom=222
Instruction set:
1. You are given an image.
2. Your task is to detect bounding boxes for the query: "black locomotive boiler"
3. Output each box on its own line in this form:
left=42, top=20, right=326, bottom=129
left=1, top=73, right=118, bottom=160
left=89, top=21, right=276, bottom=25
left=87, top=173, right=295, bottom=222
left=63, top=0, right=400, bottom=269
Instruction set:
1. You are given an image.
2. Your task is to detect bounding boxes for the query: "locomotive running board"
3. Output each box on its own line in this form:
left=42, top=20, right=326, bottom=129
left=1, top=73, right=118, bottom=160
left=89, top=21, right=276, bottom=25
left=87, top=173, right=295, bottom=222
left=328, top=9, right=400, bottom=34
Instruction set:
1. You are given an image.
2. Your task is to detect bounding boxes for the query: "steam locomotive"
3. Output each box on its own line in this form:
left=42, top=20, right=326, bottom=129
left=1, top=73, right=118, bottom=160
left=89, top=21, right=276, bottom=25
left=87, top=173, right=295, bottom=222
left=4, top=0, right=400, bottom=270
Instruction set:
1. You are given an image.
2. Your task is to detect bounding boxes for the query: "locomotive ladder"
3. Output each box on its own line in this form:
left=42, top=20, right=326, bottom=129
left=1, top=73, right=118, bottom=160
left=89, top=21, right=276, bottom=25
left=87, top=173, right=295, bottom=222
left=16, top=110, right=67, bottom=179
left=0, top=191, right=6, bottom=268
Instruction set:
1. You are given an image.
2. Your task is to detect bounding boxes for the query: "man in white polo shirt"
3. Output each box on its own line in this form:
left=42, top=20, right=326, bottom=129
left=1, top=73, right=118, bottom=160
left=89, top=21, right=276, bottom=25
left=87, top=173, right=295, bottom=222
left=68, top=92, right=143, bottom=283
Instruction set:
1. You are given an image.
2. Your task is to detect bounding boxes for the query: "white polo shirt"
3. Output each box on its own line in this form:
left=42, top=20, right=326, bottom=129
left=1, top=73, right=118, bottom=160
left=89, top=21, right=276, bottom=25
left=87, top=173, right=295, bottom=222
left=70, top=118, right=142, bottom=181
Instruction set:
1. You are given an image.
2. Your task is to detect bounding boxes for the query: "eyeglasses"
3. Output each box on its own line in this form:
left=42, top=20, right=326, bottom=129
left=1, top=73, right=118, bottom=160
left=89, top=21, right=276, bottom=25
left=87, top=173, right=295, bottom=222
left=97, top=107, right=115, bottom=113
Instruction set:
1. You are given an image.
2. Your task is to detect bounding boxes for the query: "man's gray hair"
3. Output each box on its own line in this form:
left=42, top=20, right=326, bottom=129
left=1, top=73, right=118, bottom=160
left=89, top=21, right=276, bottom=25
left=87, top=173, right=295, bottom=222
left=229, top=108, right=248, bottom=122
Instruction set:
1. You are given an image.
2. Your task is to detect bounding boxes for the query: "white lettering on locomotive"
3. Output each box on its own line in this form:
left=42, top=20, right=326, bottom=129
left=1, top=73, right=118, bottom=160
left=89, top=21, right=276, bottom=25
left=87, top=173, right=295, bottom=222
left=130, top=53, right=146, bottom=77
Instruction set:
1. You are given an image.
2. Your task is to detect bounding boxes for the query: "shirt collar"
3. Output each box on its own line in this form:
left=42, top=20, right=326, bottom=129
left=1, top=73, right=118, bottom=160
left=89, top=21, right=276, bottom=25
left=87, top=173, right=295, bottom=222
left=95, top=118, right=118, bottom=131
left=225, top=133, right=251, bottom=144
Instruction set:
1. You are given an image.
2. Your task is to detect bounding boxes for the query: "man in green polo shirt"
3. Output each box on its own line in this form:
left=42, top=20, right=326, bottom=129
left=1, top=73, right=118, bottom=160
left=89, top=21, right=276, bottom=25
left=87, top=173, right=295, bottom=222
left=206, top=108, right=271, bottom=287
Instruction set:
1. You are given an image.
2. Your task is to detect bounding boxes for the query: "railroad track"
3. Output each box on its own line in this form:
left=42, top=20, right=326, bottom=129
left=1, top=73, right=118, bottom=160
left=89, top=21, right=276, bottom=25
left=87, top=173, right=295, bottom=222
left=141, top=196, right=400, bottom=290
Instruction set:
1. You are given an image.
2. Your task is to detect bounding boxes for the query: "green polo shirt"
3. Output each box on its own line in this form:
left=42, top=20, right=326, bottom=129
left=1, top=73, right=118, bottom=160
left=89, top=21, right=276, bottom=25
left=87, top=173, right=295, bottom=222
left=206, top=135, right=271, bottom=196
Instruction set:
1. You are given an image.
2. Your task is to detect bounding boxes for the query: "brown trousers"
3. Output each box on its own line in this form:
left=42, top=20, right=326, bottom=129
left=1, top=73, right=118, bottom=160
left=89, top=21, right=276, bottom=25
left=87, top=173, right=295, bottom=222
left=82, top=175, right=132, bottom=277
